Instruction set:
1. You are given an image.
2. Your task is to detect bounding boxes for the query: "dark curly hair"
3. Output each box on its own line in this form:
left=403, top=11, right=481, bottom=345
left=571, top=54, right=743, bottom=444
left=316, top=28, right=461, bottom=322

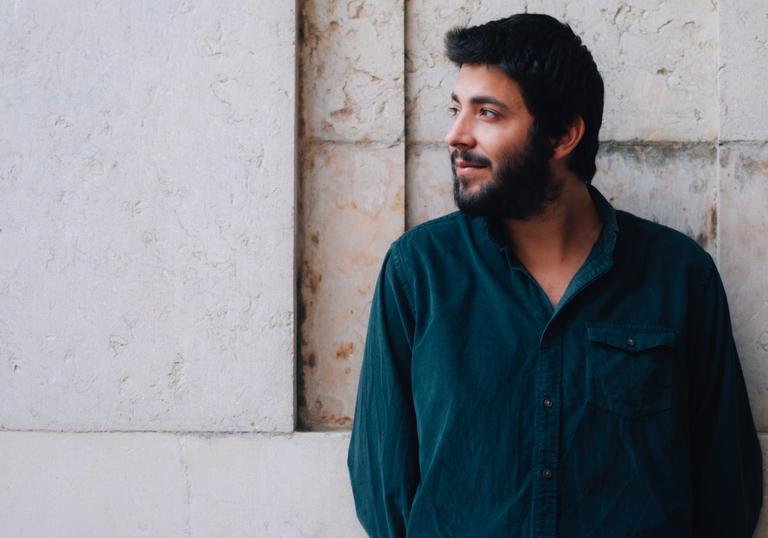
left=445, top=13, right=604, bottom=184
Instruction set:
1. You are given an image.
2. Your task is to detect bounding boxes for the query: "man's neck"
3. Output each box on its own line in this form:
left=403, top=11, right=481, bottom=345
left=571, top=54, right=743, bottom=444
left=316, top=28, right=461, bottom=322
left=500, top=177, right=603, bottom=268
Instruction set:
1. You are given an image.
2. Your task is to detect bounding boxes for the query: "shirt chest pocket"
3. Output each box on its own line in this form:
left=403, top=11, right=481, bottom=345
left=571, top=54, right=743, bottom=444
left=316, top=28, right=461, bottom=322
left=585, top=323, right=677, bottom=418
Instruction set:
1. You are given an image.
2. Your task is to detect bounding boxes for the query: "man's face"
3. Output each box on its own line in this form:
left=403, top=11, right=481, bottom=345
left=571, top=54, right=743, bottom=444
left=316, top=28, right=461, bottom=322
left=445, top=64, right=561, bottom=219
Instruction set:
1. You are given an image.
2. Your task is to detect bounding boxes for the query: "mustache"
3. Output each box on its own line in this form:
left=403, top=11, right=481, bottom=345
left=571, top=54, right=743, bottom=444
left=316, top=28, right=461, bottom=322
left=450, top=149, right=492, bottom=167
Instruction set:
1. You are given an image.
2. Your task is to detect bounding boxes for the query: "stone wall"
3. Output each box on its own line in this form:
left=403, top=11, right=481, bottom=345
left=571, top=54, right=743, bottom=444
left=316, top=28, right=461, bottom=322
left=298, top=0, right=405, bottom=431
left=1, top=0, right=767, bottom=535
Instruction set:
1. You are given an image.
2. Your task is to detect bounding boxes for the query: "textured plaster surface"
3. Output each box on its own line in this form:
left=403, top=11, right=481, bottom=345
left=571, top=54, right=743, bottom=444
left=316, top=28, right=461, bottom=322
left=719, top=0, right=768, bottom=141
left=301, top=0, right=404, bottom=144
left=407, top=142, right=717, bottom=259
left=719, top=142, right=768, bottom=431
left=0, top=431, right=365, bottom=538
left=299, top=143, right=405, bottom=430
left=299, top=1, right=405, bottom=429
left=406, top=0, right=717, bottom=143
left=405, top=144, right=457, bottom=228
left=595, top=142, right=717, bottom=257
left=185, top=431, right=365, bottom=537
left=0, top=2, right=296, bottom=431
left=0, top=432, right=189, bottom=537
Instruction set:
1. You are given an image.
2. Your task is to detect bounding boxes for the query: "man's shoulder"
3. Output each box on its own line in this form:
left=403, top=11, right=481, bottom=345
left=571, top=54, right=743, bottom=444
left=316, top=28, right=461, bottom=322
left=392, top=210, right=466, bottom=253
left=615, top=208, right=715, bottom=275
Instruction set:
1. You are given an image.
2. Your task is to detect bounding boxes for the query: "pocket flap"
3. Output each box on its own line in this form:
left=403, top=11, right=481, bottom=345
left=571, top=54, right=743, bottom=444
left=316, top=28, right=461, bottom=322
left=586, top=323, right=676, bottom=352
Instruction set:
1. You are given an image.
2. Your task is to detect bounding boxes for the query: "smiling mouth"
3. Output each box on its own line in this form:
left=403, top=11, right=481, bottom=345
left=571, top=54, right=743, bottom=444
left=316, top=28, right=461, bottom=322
left=455, top=160, right=489, bottom=175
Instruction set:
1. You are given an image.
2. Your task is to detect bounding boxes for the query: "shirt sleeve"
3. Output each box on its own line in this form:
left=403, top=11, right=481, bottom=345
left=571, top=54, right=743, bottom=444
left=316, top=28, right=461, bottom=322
left=347, top=242, right=420, bottom=538
left=688, top=256, right=763, bottom=537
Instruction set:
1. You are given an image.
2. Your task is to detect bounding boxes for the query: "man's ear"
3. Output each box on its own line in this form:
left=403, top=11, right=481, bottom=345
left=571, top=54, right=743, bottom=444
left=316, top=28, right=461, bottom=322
left=551, top=116, right=585, bottom=161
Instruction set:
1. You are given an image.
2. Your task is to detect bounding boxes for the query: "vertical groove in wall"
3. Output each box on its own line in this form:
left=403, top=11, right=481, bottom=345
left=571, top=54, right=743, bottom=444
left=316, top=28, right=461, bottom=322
left=714, top=0, right=722, bottom=267
left=292, top=0, right=301, bottom=432
left=294, top=0, right=308, bottom=431
left=403, top=0, right=410, bottom=231
left=711, top=142, right=721, bottom=268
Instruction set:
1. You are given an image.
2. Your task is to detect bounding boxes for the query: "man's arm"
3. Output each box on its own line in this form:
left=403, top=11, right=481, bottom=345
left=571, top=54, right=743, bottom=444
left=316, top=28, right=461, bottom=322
left=347, top=242, right=420, bottom=538
left=688, top=256, right=763, bottom=536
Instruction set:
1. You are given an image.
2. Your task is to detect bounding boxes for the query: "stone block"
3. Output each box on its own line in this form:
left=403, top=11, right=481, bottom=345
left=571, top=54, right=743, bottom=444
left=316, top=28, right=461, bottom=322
left=0, top=1, right=297, bottom=431
left=0, top=432, right=188, bottom=537
left=719, top=0, right=768, bottom=141
left=184, top=431, right=365, bottom=537
left=719, top=142, right=768, bottom=431
left=406, top=0, right=717, bottom=143
left=406, top=143, right=456, bottom=227
left=595, top=142, right=717, bottom=257
left=300, top=143, right=405, bottom=430
left=302, top=0, right=404, bottom=144
left=0, top=431, right=364, bottom=537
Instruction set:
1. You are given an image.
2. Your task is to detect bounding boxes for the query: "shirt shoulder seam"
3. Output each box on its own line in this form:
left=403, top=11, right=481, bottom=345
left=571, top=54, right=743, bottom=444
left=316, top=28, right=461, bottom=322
left=698, top=251, right=717, bottom=291
left=390, top=239, right=416, bottom=318
left=401, top=211, right=462, bottom=238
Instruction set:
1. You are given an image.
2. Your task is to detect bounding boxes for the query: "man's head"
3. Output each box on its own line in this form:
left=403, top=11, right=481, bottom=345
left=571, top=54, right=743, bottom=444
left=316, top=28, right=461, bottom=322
left=444, top=14, right=604, bottom=219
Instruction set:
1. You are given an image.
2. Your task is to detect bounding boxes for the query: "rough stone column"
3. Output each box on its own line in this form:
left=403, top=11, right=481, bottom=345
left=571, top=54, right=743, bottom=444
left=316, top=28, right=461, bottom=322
left=299, top=0, right=406, bottom=430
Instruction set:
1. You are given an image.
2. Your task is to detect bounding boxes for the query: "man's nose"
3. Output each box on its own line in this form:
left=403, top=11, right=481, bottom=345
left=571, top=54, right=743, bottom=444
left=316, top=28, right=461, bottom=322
left=444, top=113, right=475, bottom=149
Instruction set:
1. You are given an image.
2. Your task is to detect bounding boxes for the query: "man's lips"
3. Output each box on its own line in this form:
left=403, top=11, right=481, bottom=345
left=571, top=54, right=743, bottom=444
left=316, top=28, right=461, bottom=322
left=455, top=160, right=488, bottom=174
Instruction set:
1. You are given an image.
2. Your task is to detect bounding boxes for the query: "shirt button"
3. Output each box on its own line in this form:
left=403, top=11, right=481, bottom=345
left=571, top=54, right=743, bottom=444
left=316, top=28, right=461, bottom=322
left=543, top=399, right=553, bottom=408
left=541, top=468, right=552, bottom=479
left=626, top=337, right=635, bottom=348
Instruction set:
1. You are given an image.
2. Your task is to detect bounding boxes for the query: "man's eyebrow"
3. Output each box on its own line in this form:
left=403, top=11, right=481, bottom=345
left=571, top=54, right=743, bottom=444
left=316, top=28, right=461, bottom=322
left=451, top=92, right=511, bottom=111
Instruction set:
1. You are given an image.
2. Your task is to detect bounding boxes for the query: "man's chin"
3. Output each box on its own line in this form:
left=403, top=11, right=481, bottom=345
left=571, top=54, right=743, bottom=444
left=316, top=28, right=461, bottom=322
left=453, top=185, right=550, bottom=220
left=453, top=192, right=500, bottom=217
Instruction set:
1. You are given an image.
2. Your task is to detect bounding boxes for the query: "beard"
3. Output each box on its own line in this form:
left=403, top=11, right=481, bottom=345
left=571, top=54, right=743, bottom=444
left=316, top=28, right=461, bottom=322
left=451, top=126, right=562, bottom=220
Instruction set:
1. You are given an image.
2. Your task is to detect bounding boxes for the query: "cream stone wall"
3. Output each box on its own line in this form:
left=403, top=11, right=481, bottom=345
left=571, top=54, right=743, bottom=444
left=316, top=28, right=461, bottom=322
left=0, top=0, right=296, bottom=433
left=1, top=0, right=767, bottom=536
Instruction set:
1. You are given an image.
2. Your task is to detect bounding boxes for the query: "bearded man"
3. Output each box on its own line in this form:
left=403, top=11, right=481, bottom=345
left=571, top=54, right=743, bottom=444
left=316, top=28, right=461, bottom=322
left=347, top=13, right=762, bottom=538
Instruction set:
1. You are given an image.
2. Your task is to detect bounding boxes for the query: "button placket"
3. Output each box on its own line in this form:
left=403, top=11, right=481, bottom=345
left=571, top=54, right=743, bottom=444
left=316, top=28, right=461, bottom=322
left=532, top=323, right=561, bottom=536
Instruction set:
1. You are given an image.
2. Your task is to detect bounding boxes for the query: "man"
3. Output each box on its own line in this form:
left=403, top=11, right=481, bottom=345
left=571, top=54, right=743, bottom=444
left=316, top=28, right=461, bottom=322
left=347, top=13, right=762, bottom=538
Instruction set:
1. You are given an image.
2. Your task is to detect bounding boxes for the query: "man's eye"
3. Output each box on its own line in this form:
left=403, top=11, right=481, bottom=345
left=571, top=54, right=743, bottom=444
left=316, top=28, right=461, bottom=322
left=448, top=106, right=460, bottom=117
left=479, top=108, right=498, bottom=118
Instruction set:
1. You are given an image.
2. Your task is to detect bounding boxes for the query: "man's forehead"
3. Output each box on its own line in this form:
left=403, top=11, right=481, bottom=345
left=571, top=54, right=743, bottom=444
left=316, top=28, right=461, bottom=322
left=451, top=64, right=524, bottom=106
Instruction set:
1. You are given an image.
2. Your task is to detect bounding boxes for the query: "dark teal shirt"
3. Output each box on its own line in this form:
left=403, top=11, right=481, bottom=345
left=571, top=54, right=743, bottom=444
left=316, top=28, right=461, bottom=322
left=347, top=183, right=762, bottom=537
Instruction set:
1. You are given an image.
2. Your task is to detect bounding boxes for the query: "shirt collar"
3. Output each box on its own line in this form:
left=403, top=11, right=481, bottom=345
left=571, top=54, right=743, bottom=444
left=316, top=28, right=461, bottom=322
left=479, top=182, right=619, bottom=259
